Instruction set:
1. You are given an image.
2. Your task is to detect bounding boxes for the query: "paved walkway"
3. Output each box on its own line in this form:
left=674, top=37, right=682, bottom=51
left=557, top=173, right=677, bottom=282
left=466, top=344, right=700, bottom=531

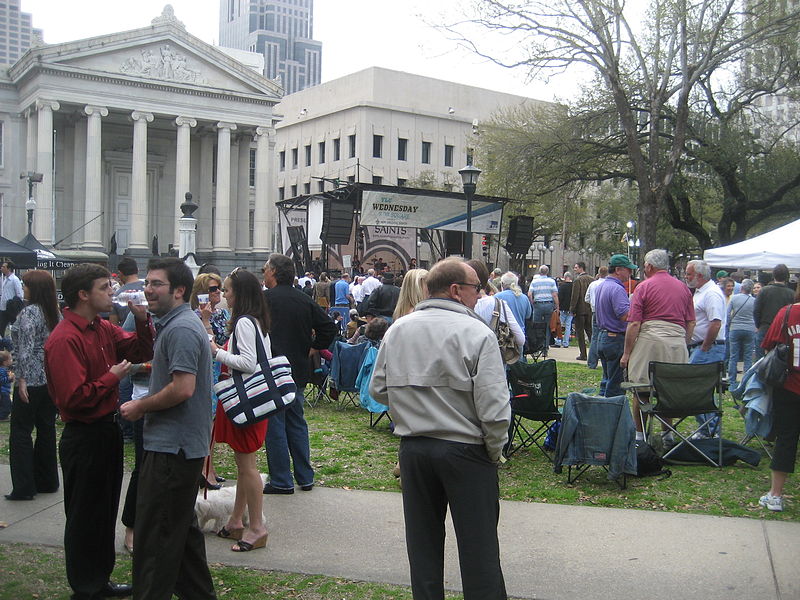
left=0, top=464, right=797, bottom=599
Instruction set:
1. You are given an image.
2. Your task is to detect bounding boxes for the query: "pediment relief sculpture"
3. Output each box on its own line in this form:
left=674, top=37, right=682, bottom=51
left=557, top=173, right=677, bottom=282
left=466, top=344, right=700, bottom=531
left=120, top=44, right=205, bottom=85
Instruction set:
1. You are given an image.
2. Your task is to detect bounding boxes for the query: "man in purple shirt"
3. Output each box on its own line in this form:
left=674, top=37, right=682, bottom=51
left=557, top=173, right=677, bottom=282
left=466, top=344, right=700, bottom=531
left=594, top=255, right=636, bottom=398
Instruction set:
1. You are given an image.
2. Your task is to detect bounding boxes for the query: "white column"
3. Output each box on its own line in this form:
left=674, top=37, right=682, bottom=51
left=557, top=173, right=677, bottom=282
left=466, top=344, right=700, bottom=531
left=198, top=134, right=214, bottom=251
left=253, top=126, right=273, bottom=253
left=213, top=122, right=236, bottom=252
left=83, top=105, right=108, bottom=249
left=174, top=116, right=197, bottom=251
left=235, top=133, right=251, bottom=252
left=35, top=99, right=59, bottom=244
left=130, top=111, right=154, bottom=250
left=25, top=108, right=37, bottom=173
left=71, top=118, right=87, bottom=248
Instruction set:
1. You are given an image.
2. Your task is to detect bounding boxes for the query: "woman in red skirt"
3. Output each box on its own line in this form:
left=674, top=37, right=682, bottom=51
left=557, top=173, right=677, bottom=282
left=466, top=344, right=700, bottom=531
left=210, top=268, right=271, bottom=551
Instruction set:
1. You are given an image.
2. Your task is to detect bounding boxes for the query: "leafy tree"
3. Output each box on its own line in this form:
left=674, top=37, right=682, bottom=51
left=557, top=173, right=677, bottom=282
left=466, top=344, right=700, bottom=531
left=444, top=0, right=800, bottom=253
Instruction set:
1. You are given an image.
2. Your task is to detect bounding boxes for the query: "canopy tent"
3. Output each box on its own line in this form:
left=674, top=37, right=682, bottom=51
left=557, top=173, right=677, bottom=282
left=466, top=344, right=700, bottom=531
left=18, top=233, right=80, bottom=270
left=703, top=218, right=800, bottom=270
left=0, top=235, right=37, bottom=269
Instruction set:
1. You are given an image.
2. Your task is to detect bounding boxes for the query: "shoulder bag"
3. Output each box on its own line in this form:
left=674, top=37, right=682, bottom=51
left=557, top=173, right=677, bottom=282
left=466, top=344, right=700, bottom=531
left=214, top=316, right=297, bottom=427
left=756, top=304, right=793, bottom=388
left=490, top=297, right=521, bottom=364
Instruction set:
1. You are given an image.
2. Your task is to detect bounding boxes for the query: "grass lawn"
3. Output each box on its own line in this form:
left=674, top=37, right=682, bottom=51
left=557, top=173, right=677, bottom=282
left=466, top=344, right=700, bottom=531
left=0, top=358, right=795, bottom=598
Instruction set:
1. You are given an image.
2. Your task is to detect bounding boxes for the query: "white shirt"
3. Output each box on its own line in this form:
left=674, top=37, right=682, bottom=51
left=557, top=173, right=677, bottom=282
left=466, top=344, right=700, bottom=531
left=361, top=276, right=382, bottom=296
left=473, top=295, right=526, bottom=350
left=691, top=279, right=727, bottom=344
left=352, top=283, right=365, bottom=303
left=585, top=277, right=607, bottom=312
left=0, top=273, right=22, bottom=311
left=214, top=317, right=271, bottom=375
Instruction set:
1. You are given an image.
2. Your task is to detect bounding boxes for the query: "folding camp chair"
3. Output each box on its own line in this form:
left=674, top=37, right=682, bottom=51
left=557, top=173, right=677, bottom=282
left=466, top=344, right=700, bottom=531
left=355, top=343, right=391, bottom=427
left=306, top=353, right=332, bottom=408
left=553, top=392, right=637, bottom=489
left=524, top=321, right=548, bottom=362
left=728, top=360, right=773, bottom=459
left=329, top=340, right=371, bottom=409
left=504, top=359, right=561, bottom=461
left=328, top=307, right=350, bottom=336
left=641, top=361, right=725, bottom=467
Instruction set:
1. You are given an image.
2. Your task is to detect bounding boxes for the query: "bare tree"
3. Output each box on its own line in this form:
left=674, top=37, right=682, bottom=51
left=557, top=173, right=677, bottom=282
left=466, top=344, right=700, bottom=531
left=445, top=0, right=800, bottom=253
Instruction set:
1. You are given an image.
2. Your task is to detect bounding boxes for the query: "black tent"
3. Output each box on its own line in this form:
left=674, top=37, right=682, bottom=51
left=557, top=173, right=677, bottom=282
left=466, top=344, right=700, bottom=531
left=18, top=233, right=79, bottom=270
left=0, top=235, right=37, bottom=269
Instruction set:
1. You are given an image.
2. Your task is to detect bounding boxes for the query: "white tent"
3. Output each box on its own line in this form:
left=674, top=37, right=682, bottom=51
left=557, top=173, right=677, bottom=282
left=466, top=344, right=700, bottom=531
left=703, top=218, right=800, bottom=269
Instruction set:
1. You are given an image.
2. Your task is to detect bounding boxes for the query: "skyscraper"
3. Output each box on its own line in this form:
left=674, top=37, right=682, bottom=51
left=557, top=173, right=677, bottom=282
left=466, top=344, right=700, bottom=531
left=219, top=0, right=322, bottom=96
left=0, top=0, right=43, bottom=65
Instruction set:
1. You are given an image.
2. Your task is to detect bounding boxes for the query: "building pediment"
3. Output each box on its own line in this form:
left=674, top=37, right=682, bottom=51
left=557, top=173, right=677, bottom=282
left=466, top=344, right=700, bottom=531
left=9, top=21, right=283, bottom=101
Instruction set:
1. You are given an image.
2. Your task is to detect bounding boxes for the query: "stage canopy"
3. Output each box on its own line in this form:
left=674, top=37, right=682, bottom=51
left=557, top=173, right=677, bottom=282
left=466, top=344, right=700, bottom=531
left=0, top=235, right=37, bottom=269
left=703, top=218, right=800, bottom=270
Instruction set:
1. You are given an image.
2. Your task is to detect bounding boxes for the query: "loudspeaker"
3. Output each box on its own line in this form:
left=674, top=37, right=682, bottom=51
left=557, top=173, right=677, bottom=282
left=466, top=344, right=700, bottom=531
left=320, top=197, right=354, bottom=244
left=506, top=216, right=534, bottom=254
left=287, top=226, right=306, bottom=246
left=444, top=230, right=465, bottom=255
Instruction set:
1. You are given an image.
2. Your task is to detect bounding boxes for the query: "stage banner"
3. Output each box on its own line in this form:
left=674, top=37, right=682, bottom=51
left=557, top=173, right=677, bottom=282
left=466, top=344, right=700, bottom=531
left=278, top=208, right=307, bottom=255
left=363, top=226, right=417, bottom=272
left=360, top=190, right=502, bottom=234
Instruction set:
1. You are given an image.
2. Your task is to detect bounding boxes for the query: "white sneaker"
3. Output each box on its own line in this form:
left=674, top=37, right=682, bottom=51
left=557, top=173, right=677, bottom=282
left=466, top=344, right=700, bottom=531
left=759, top=492, right=784, bottom=512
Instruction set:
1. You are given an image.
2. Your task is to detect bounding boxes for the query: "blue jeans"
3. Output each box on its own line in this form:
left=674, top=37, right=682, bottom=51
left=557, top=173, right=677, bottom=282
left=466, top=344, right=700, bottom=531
left=558, top=310, right=573, bottom=348
left=533, top=301, right=554, bottom=357
left=597, top=330, right=625, bottom=398
left=587, top=314, right=600, bottom=369
left=727, top=329, right=754, bottom=388
left=754, top=328, right=767, bottom=360
left=690, top=344, right=726, bottom=436
left=265, top=387, right=314, bottom=489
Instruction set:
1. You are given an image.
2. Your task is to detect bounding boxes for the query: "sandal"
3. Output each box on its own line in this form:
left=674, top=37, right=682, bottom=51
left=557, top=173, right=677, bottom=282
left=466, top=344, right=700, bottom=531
left=231, top=533, right=267, bottom=552
left=217, top=526, right=243, bottom=540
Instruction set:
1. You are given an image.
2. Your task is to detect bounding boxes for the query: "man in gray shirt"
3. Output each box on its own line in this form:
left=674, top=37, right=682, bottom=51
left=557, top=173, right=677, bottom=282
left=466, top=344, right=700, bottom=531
left=120, top=258, right=216, bottom=600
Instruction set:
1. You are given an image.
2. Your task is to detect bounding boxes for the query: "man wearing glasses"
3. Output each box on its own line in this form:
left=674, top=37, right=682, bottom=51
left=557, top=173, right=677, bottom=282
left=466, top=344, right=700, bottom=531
left=370, top=257, right=511, bottom=600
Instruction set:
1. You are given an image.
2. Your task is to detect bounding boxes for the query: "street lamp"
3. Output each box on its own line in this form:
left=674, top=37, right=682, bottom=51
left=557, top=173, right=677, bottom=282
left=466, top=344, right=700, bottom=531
left=20, top=171, right=43, bottom=235
left=459, top=164, right=481, bottom=259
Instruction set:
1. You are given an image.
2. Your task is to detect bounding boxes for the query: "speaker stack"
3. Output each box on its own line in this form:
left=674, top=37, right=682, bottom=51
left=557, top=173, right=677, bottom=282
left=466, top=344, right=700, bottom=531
left=505, top=216, right=535, bottom=255
left=320, top=196, right=355, bottom=245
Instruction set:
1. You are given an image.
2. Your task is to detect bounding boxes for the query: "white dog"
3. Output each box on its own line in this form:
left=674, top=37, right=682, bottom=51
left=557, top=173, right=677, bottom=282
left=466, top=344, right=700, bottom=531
left=194, top=474, right=267, bottom=534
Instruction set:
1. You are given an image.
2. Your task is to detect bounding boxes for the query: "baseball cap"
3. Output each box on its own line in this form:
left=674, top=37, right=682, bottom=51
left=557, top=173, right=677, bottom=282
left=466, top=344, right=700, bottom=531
left=716, top=270, right=729, bottom=279
left=608, top=254, right=638, bottom=270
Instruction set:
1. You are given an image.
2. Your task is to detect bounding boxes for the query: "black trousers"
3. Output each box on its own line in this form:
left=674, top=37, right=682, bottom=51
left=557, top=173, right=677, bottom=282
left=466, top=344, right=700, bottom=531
left=573, top=311, right=593, bottom=358
left=133, top=450, right=216, bottom=600
left=399, top=436, right=506, bottom=600
left=9, top=384, right=59, bottom=496
left=121, top=417, right=144, bottom=528
left=59, top=420, right=124, bottom=599
left=770, top=386, right=800, bottom=474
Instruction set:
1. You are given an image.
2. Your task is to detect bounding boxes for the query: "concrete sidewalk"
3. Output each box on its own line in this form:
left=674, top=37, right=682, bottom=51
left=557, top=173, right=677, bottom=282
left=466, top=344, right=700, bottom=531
left=0, top=464, right=797, bottom=599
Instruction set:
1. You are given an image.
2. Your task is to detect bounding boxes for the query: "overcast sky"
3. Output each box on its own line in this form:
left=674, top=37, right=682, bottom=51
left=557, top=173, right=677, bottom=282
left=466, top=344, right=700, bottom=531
left=20, top=0, right=581, bottom=102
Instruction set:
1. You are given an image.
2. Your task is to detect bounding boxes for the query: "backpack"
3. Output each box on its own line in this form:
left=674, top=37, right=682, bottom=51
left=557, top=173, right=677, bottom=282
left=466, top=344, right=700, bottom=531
left=634, top=440, right=671, bottom=479
left=490, top=298, right=521, bottom=364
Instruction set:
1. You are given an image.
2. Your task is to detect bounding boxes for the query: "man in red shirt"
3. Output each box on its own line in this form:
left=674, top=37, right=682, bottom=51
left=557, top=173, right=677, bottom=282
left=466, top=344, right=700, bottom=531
left=621, top=249, right=695, bottom=442
left=45, top=263, right=153, bottom=600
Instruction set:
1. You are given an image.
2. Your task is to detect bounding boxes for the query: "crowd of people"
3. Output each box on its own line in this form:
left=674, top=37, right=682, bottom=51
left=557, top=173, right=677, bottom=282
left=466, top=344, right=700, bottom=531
left=0, top=250, right=797, bottom=599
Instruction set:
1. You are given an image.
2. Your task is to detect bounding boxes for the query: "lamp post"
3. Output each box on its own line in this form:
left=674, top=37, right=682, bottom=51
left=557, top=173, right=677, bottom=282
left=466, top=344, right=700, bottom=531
left=459, top=164, right=481, bottom=259
left=20, top=171, right=43, bottom=235
left=586, top=246, right=593, bottom=273
left=548, top=244, right=555, bottom=269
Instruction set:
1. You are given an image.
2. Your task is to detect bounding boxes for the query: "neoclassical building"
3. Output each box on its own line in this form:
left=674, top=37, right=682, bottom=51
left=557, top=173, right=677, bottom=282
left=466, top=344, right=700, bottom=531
left=0, top=7, right=283, bottom=267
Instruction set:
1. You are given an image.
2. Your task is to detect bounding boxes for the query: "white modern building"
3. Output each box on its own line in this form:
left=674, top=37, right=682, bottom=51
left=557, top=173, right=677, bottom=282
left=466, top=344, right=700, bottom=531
left=219, top=0, right=322, bottom=95
left=274, top=67, right=550, bottom=200
left=0, top=0, right=41, bottom=66
left=0, top=7, right=283, bottom=268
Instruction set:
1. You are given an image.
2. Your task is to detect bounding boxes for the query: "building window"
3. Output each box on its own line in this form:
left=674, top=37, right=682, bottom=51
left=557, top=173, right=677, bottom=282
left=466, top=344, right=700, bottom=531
left=318, top=141, right=325, bottom=163
left=444, top=144, right=454, bottom=167
left=398, top=137, right=408, bottom=161
left=347, top=175, right=356, bottom=183
left=421, top=141, right=431, bottom=164
left=304, top=144, right=311, bottom=166
left=279, top=186, right=285, bottom=200
left=291, top=184, right=298, bottom=197
left=333, top=137, right=340, bottom=161
left=317, top=180, right=325, bottom=192
left=397, top=178, right=406, bottom=187
left=348, top=134, right=356, bottom=158
left=291, top=147, right=298, bottom=168
left=249, top=209, right=255, bottom=247
left=279, top=150, right=286, bottom=171
left=249, top=148, right=256, bottom=187
left=304, top=182, right=311, bottom=194
left=372, top=134, right=383, bottom=158
left=372, top=175, right=383, bottom=185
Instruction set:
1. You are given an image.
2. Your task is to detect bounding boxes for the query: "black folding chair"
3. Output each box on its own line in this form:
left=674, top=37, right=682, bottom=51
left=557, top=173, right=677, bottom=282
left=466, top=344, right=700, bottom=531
left=504, top=359, right=561, bottom=461
left=642, top=361, right=725, bottom=467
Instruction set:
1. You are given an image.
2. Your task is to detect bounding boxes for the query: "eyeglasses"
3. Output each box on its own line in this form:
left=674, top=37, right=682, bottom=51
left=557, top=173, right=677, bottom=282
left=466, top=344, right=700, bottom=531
left=455, top=281, right=482, bottom=292
left=229, top=267, right=246, bottom=278
left=143, top=280, right=168, bottom=288
left=208, top=285, right=220, bottom=293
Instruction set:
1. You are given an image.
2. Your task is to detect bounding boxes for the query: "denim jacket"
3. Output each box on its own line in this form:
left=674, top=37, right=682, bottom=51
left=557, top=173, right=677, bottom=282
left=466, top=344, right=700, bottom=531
left=731, top=360, right=772, bottom=438
left=554, top=393, right=637, bottom=481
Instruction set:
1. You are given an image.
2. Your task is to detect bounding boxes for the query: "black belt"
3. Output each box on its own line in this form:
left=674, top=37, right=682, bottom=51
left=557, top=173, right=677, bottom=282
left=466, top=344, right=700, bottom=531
left=687, top=340, right=725, bottom=349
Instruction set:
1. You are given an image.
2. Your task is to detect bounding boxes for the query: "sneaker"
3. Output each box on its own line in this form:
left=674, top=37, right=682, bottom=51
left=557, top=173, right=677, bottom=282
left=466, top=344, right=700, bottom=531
left=689, top=431, right=709, bottom=440
left=759, top=492, right=784, bottom=512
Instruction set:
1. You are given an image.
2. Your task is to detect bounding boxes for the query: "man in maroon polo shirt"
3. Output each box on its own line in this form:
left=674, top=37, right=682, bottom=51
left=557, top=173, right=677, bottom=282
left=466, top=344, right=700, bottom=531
left=45, top=263, right=153, bottom=600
